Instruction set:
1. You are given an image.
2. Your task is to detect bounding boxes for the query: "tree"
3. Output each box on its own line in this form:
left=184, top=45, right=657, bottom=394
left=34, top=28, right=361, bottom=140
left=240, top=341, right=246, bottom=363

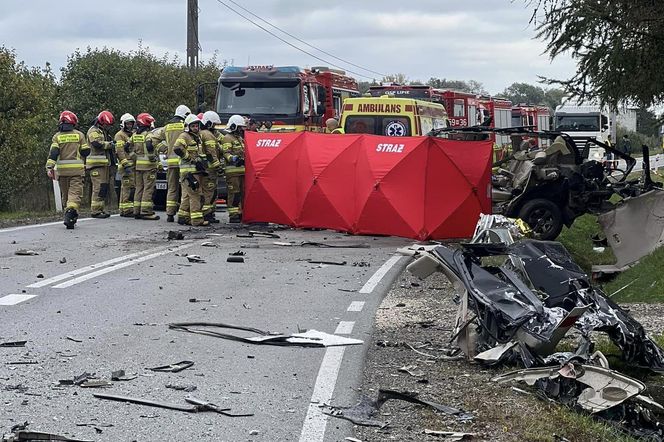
left=381, top=73, right=409, bottom=85
left=58, top=46, right=222, bottom=127
left=0, top=47, right=57, bottom=210
left=533, top=0, right=664, bottom=109
left=426, top=78, right=487, bottom=95
left=500, top=82, right=546, bottom=106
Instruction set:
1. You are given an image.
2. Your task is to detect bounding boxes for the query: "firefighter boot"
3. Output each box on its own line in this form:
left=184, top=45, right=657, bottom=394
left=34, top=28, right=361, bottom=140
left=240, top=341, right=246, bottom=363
left=228, top=214, right=241, bottom=224
left=167, top=215, right=175, bottom=223
left=204, top=213, right=220, bottom=224
left=63, top=208, right=77, bottom=229
left=141, top=213, right=160, bottom=221
left=91, top=212, right=110, bottom=219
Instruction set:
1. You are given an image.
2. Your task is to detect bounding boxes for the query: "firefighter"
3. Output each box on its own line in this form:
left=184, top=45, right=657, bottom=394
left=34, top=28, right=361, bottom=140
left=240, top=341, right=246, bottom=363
left=325, top=118, right=342, bottom=134
left=46, top=111, right=90, bottom=229
left=175, top=114, right=209, bottom=227
left=114, top=114, right=136, bottom=217
left=86, top=110, right=115, bottom=218
left=221, top=114, right=246, bottom=223
left=201, top=111, right=224, bottom=223
left=151, top=105, right=191, bottom=222
left=132, top=113, right=160, bottom=220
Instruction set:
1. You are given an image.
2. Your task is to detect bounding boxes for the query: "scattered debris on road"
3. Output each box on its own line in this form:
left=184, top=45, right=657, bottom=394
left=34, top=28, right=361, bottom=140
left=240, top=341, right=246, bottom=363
left=92, top=393, right=254, bottom=417
left=148, top=360, right=194, bottom=373
left=167, top=231, right=185, bottom=240
left=185, top=254, right=205, bottom=263
left=237, top=230, right=281, bottom=239
left=301, top=241, right=369, bottom=248
left=229, top=250, right=245, bottom=256
left=322, top=389, right=473, bottom=428
left=200, top=241, right=216, bottom=247
left=14, top=249, right=39, bottom=256
left=227, top=256, right=244, bottom=263
left=65, top=336, right=82, bottom=343
left=352, top=261, right=371, bottom=267
left=423, top=429, right=474, bottom=440
left=307, top=259, right=347, bottom=266
left=0, top=341, right=27, bottom=348
left=169, top=322, right=363, bottom=347
left=165, top=384, right=197, bottom=392
left=111, top=370, right=137, bottom=381
left=59, top=257, right=67, bottom=264
left=2, top=428, right=93, bottom=442
left=189, top=298, right=211, bottom=303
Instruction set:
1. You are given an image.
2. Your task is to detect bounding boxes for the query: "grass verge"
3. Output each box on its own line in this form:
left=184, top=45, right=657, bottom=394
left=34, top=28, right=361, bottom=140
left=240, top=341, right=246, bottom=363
left=0, top=210, right=56, bottom=221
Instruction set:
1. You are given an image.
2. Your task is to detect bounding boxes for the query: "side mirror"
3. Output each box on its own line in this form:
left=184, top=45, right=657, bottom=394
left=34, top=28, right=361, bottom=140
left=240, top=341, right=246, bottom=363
left=316, top=101, right=325, bottom=116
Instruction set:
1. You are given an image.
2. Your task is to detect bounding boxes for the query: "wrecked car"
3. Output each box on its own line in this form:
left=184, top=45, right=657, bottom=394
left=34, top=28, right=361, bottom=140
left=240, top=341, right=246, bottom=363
left=404, top=215, right=664, bottom=438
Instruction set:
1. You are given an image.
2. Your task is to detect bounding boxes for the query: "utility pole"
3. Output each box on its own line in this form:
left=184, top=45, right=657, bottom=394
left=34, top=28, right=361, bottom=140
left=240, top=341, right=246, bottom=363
left=187, top=0, right=199, bottom=69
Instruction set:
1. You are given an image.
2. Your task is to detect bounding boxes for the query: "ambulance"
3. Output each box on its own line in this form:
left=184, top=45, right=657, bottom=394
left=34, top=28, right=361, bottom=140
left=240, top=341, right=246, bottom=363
left=340, top=96, right=449, bottom=136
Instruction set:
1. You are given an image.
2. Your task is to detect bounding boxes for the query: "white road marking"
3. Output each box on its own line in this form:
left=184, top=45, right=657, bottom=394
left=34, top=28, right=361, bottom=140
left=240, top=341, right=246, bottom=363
left=334, top=321, right=355, bottom=335
left=359, top=255, right=402, bottom=294
left=0, top=214, right=119, bottom=234
left=52, top=242, right=195, bottom=288
left=0, top=294, right=37, bottom=306
left=27, top=248, right=157, bottom=288
left=347, top=301, right=365, bottom=312
left=298, top=346, right=346, bottom=442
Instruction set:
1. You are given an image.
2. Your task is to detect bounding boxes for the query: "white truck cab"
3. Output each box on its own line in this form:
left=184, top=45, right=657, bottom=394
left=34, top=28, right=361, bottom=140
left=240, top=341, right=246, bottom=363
left=554, top=101, right=613, bottom=161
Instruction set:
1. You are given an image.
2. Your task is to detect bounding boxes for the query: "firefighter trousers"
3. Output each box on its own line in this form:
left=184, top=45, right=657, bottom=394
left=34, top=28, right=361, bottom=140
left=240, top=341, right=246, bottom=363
left=134, top=169, right=157, bottom=215
left=166, top=167, right=180, bottom=216
left=225, top=170, right=244, bottom=218
left=59, top=175, right=84, bottom=211
left=89, top=166, right=109, bottom=215
left=178, top=173, right=205, bottom=226
left=202, top=170, right=218, bottom=216
left=119, top=169, right=135, bottom=215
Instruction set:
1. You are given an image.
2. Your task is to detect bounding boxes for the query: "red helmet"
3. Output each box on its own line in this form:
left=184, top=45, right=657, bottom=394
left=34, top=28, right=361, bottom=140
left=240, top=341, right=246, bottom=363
left=97, top=110, right=114, bottom=126
left=137, top=112, right=156, bottom=127
left=59, top=111, right=78, bottom=125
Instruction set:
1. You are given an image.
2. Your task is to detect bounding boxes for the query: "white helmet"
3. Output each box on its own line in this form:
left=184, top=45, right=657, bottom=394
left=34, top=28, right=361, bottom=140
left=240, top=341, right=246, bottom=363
left=227, top=114, right=247, bottom=132
left=175, top=104, right=191, bottom=119
left=202, top=111, right=221, bottom=127
left=120, top=113, right=135, bottom=131
left=184, top=113, right=202, bottom=132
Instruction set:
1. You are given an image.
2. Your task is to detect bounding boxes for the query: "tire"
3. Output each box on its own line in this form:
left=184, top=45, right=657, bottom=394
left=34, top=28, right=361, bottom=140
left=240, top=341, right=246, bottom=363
left=517, top=198, right=564, bottom=241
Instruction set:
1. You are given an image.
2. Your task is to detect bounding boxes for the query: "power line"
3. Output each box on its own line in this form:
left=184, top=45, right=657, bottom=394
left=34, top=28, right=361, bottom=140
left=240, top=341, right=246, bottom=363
left=224, top=0, right=386, bottom=77
left=213, top=0, right=375, bottom=79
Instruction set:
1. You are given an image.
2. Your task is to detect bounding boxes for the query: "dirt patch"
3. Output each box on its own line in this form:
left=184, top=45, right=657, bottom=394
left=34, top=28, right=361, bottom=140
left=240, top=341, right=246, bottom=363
left=352, top=271, right=645, bottom=442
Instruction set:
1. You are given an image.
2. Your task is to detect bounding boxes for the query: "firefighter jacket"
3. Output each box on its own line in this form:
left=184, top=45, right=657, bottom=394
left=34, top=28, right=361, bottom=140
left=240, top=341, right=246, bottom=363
left=46, top=129, right=89, bottom=177
left=85, top=125, right=113, bottom=169
left=221, top=133, right=245, bottom=168
left=133, top=128, right=159, bottom=171
left=200, top=129, right=223, bottom=171
left=114, top=130, right=135, bottom=168
left=151, top=117, right=185, bottom=169
left=174, top=132, right=205, bottom=176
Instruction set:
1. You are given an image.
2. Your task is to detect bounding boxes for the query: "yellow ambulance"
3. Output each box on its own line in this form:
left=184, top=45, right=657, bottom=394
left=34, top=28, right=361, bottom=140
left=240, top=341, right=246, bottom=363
left=339, top=96, right=450, bottom=136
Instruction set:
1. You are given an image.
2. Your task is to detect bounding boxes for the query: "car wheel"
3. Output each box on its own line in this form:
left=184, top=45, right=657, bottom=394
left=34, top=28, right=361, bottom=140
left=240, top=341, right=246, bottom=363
left=518, top=198, right=563, bottom=241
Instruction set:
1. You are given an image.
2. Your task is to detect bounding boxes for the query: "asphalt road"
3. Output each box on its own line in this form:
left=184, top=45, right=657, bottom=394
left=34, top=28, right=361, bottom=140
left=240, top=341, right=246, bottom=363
left=0, top=213, right=410, bottom=442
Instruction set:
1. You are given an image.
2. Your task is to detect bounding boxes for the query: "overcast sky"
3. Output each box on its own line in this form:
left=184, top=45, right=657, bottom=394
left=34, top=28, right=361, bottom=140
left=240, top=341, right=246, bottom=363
left=0, top=0, right=575, bottom=94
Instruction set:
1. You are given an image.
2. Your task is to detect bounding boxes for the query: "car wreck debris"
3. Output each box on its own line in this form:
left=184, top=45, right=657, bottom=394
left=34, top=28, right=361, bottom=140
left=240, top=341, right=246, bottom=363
left=322, top=389, right=473, bottom=428
left=110, top=370, right=137, bottom=381
left=92, top=393, right=253, bottom=417
left=227, top=256, right=244, bottom=263
left=0, top=341, right=27, bottom=348
left=149, top=360, right=194, bottom=373
left=407, top=214, right=664, bottom=438
left=307, top=260, right=347, bottom=266
left=2, top=430, right=92, bottom=442
left=168, top=322, right=363, bottom=347
left=14, top=249, right=39, bottom=256
left=165, top=383, right=197, bottom=392
left=167, top=231, right=185, bottom=240
left=186, top=254, right=205, bottom=263
left=423, top=430, right=475, bottom=440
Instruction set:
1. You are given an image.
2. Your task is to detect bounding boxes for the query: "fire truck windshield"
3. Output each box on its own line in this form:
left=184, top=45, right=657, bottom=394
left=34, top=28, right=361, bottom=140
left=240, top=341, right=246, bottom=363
left=216, top=81, right=300, bottom=116
left=555, top=115, right=600, bottom=132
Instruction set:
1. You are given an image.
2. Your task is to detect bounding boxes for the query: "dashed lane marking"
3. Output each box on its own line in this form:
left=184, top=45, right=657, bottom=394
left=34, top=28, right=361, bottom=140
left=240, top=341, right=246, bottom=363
left=0, top=214, right=120, bottom=234
left=52, top=242, right=196, bottom=288
left=359, top=255, right=402, bottom=294
left=347, top=301, right=365, bottom=312
left=0, top=294, right=37, bottom=306
left=27, top=248, right=158, bottom=288
left=334, top=321, right=355, bottom=335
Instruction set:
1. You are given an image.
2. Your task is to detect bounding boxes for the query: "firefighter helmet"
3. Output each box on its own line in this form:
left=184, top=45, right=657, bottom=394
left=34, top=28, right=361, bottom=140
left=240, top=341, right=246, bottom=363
left=97, top=110, right=114, bottom=126
left=184, top=113, right=201, bottom=132
left=120, top=113, right=135, bottom=131
left=59, top=111, right=78, bottom=125
left=175, top=104, right=191, bottom=119
left=136, top=112, right=155, bottom=128
left=202, top=111, right=221, bottom=128
left=227, top=114, right=247, bottom=132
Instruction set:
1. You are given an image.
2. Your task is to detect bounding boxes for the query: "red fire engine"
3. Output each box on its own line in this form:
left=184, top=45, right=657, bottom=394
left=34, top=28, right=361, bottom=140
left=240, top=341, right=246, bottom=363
left=211, top=65, right=360, bottom=132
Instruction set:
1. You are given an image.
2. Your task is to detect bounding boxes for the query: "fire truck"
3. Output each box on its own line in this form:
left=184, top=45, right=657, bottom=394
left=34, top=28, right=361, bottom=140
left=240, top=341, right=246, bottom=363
left=204, top=65, right=360, bottom=132
left=511, top=104, right=552, bottom=147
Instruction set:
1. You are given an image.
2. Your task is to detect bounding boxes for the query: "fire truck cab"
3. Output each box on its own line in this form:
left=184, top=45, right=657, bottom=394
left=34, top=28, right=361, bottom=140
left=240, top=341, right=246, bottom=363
left=213, top=65, right=359, bottom=132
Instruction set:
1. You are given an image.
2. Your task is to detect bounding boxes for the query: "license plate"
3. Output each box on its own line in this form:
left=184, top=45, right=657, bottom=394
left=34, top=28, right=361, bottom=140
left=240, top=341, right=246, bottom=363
left=155, top=183, right=167, bottom=190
